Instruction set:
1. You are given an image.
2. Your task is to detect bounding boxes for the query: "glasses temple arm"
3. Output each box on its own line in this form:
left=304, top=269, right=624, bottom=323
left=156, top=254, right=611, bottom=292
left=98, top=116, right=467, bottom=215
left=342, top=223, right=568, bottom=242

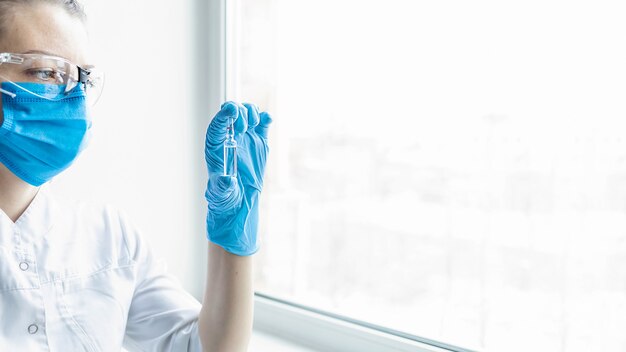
left=77, top=66, right=91, bottom=84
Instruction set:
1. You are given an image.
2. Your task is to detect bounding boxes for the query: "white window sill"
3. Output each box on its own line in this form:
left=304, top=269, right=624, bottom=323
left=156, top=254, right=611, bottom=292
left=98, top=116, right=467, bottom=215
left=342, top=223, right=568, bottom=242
left=252, top=294, right=467, bottom=352
left=250, top=330, right=320, bottom=352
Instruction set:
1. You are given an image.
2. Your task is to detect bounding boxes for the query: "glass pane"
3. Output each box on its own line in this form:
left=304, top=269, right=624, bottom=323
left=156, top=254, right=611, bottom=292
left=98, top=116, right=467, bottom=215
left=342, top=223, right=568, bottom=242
left=228, top=1, right=626, bottom=351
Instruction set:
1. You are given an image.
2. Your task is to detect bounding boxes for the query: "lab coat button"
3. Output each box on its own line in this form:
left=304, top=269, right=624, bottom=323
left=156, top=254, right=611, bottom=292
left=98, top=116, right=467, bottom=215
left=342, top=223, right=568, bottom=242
left=28, top=324, right=38, bottom=334
left=19, top=262, right=29, bottom=271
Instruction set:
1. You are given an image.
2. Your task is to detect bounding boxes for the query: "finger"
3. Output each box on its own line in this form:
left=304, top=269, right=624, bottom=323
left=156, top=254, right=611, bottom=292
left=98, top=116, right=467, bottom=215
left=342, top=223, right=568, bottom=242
left=233, top=102, right=248, bottom=135
left=206, top=101, right=238, bottom=147
left=255, top=111, right=273, bottom=139
left=243, top=103, right=260, bottom=131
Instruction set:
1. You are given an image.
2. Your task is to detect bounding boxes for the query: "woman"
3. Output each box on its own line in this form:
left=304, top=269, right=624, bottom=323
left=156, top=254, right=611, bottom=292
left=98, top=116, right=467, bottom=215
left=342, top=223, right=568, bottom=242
left=0, top=1, right=272, bottom=351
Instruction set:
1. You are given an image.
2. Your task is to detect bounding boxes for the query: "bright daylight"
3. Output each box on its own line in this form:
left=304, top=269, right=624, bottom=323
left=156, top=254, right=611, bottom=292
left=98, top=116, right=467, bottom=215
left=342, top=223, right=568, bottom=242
left=0, top=0, right=624, bottom=352
left=238, top=1, right=626, bottom=351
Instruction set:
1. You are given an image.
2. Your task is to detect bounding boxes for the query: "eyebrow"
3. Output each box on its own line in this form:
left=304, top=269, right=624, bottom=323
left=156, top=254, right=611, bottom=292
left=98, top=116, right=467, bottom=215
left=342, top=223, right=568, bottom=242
left=22, top=49, right=94, bottom=69
left=23, top=49, right=65, bottom=58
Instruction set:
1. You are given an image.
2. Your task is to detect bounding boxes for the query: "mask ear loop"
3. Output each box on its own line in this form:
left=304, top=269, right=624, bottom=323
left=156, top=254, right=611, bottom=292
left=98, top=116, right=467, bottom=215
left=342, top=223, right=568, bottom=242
left=0, top=87, right=16, bottom=98
left=0, top=74, right=20, bottom=98
left=0, top=75, right=68, bottom=101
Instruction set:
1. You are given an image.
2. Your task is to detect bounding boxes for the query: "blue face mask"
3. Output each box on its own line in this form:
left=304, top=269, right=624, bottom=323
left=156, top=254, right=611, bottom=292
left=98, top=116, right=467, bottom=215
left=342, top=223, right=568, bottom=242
left=0, top=82, right=92, bottom=186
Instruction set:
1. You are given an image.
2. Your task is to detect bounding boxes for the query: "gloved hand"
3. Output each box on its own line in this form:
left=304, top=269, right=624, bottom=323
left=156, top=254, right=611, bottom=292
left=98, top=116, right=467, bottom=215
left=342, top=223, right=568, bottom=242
left=204, top=101, right=272, bottom=256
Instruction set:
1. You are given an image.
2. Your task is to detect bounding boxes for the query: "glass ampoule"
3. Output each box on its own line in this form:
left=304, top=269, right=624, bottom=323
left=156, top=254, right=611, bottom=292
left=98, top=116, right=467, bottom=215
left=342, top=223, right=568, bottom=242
left=223, top=116, right=237, bottom=177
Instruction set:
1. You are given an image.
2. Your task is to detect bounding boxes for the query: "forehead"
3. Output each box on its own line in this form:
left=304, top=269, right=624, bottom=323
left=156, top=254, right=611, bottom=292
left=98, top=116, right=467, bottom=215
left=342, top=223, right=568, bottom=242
left=0, top=3, right=91, bottom=66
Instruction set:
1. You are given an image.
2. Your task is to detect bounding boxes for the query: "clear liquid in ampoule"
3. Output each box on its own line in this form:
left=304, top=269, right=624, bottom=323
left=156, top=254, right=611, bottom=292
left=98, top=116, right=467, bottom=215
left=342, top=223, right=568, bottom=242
left=223, top=121, right=237, bottom=176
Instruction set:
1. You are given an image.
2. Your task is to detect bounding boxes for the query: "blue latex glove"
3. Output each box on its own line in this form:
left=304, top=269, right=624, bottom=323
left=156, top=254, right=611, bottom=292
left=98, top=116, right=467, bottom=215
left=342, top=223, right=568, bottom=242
left=204, top=101, right=272, bottom=256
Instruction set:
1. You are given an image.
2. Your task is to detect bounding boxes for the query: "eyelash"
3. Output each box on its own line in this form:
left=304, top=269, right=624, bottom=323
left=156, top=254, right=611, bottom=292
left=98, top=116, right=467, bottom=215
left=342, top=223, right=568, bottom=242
left=25, top=68, right=63, bottom=81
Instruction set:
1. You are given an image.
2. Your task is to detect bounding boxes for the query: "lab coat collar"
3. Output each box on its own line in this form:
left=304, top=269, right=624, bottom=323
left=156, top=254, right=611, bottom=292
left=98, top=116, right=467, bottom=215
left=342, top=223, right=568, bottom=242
left=0, top=184, right=55, bottom=246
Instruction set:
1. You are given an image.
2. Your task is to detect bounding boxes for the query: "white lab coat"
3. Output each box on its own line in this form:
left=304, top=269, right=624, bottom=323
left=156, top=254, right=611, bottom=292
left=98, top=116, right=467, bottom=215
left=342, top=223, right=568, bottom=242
left=0, top=186, right=203, bottom=351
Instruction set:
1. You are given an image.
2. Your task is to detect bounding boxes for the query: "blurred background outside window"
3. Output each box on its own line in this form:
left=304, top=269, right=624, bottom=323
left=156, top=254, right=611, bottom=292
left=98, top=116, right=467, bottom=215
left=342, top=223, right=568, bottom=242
left=228, top=1, right=626, bottom=351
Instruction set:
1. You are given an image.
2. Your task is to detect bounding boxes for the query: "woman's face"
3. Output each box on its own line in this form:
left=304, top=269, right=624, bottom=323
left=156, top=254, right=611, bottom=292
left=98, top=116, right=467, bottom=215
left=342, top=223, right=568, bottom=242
left=0, top=3, right=91, bottom=125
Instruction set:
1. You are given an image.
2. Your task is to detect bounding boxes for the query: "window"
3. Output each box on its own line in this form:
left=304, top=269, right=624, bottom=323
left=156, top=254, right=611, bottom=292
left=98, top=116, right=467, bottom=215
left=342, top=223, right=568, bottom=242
left=227, top=1, right=626, bottom=351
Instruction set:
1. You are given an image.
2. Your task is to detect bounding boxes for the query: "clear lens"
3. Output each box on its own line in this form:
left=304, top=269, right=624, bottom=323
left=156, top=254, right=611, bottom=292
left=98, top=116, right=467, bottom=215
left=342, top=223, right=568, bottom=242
left=0, top=53, right=104, bottom=106
left=83, top=68, right=105, bottom=106
left=0, top=55, right=76, bottom=99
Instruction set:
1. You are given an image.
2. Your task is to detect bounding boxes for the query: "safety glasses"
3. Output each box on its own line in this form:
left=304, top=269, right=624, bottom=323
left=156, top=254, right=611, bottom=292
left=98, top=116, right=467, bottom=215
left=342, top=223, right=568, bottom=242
left=0, top=52, right=104, bottom=106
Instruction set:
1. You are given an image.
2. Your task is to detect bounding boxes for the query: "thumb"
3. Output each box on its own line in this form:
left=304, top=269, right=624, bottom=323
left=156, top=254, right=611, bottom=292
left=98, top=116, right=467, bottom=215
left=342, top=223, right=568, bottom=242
left=206, top=175, right=242, bottom=215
